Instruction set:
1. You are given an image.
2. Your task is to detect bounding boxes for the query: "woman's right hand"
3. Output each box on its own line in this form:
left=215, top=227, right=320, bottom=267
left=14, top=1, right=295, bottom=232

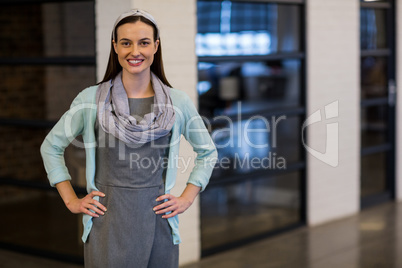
left=66, top=191, right=107, bottom=217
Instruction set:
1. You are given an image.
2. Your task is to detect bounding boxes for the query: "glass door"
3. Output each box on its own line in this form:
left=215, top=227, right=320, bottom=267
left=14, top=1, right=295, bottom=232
left=360, top=0, right=396, bottom=207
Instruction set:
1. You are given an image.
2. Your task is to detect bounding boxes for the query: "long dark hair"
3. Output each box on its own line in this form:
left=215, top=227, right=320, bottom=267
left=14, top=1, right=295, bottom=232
left=98, top=16, right=172, bottom=87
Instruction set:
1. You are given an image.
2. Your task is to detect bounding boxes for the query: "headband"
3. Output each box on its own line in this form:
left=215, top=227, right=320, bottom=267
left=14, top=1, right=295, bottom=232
left=112, top=9, right=160, bottom=40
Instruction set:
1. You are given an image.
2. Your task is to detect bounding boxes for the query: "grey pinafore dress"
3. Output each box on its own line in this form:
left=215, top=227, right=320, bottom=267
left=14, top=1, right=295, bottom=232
left=84, top=96, right=179, bottom=268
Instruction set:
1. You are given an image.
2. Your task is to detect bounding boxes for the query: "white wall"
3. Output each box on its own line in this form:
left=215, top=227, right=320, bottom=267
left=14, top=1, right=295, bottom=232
left=306, top=0, right=360, bottom=225
left=96, top=0, right=200, bottom=265
left=396, top=0, right=402, bottom=201
left=96, top=0, right=131, bottom=81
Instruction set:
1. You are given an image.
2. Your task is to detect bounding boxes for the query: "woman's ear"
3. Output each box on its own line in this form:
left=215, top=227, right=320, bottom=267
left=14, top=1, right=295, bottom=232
left=154, top=39, right=160, bottom=54
left=113, top=40, right=118, bottom=54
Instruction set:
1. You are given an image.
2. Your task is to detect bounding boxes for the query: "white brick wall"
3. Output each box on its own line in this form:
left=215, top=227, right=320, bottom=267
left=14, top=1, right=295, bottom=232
left=96, top=0, right=200, bottom=265
left=396, top=0, right=402, bottom=200
left=306, top=0, right=360, bottom=225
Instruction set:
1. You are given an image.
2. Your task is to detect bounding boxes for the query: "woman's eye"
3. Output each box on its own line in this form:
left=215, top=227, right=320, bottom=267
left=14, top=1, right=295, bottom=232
left=121, top=42, right=131, bottom=47
left=140, top=42, right=150, bottom=46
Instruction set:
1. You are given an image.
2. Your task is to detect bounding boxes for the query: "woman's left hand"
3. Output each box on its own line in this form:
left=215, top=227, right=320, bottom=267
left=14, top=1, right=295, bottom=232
left=153, top=194, right=192, bottom=219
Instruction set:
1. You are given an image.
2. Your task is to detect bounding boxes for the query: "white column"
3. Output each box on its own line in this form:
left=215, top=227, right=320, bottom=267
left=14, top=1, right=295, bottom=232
left=95, top=0, right=131, bottom=81
left=306, top=0, right=360, bottom=225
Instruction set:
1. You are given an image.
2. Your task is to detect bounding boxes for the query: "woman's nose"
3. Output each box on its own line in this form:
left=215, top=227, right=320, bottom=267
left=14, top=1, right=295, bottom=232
left=131, top=45, right=140, bottom=57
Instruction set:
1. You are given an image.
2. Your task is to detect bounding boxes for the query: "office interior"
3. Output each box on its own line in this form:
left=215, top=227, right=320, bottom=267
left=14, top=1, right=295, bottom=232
left=1, top=0, right=402, bottom=267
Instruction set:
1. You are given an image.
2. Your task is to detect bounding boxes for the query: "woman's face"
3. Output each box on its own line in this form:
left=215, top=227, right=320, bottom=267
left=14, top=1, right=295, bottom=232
left=113, top=21, right=159, bottom=78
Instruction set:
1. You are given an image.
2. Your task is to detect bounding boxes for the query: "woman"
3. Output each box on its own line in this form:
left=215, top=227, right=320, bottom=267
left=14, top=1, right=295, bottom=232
left=40, top=9, right=217, bottom=267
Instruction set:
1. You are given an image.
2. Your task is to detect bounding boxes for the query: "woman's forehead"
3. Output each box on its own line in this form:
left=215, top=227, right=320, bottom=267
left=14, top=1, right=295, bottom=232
left=116, top=21, right=154, bottom=40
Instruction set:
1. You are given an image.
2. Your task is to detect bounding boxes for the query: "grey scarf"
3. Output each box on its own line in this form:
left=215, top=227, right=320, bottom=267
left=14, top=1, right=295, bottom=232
left=96, top=72, right=175, bottom=144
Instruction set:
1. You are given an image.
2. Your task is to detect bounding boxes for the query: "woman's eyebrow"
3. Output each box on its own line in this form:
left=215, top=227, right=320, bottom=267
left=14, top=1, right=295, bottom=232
left=119, top=37, right=151, bottom=42
left=119, top=38, right=132, bottom=42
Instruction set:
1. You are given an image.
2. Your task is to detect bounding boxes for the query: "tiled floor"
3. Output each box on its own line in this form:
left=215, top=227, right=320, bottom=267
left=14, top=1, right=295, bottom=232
left=1, top=201, right=402, bottom=268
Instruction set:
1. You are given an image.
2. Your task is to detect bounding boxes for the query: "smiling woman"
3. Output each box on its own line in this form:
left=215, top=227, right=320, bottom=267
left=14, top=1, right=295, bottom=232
left=112, top=21, right=159, bottom=93
left=40, top=8, right=217, bottom=268
left=100, top=11, right=172, bottom=89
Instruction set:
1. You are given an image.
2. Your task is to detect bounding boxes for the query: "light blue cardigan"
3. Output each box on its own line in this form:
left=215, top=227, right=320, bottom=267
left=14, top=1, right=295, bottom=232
left=40, top=84, right=217, bottom=245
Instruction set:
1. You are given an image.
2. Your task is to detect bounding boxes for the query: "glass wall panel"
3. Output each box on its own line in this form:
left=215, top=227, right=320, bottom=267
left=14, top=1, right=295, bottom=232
left=0, top=0, right=95, bottom=260
left=0, top=126, right=87, bottom=188
left=201, top=172, right=300, bottom=251
left=0, top=65, right=96, bottom=120
left=275, top=116, right=301, bottom=163
left=0, top=186, right=84, bottom=257
left=197, top=1, right=301, bottom=56
left=361, top=152, right=387, bottom=197
left=360, top=0, right=394, bottom=206
left=361, top=56, right=388, bottom=99
left=360, top=8, right=387, bottom=50
left=361, top=105, right=388, bottom=148
left=197, top=0, right=305, bottom=254
left=211, top=115, right=300, bottom=179
left=0, top=127, right=48, bottom=182
left=360, top=0, right=390, bottom=3
left=0, top=1, right=95, bottom=58
left=198, top=59, right=302, bottom=118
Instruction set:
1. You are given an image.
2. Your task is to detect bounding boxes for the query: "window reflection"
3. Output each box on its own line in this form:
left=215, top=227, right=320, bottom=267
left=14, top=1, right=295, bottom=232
left=360, top=0, right=389, bottom=2
left=0, top=0, right=95, bottom=261
left=0, top=186, right=84, bottom=256
left=0, top=2, right=95, bottom=58
left=210, top=115, right=300, bottom=179
left=197, top=1, right=300, bottom=56
left=361, top=57, right=388, bottom=99
left=360, top=8, right=387, bottom=50
left=361, top=152, right=387, bottom=197
left=199, top=60, right=301, bottom=177
left=201, top=172, right=301, bottom=251
left=0, top=127, right=47, bottom=182
left=0, top=65, right=96, bottom=120
left=361, top=105, right=388, bottom=148
left=197, top=0, right=304, bottom=253
left=198, top=60, right=301, bottom=118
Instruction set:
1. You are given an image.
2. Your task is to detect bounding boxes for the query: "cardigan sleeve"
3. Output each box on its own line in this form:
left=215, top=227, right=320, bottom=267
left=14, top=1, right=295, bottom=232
left=181, top=93, right=218, bottom=192
left=40, top=92, right=86, bottom=187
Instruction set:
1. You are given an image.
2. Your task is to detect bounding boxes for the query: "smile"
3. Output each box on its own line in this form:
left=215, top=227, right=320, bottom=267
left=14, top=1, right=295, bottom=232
left=128, top=59, right=144, bottom=66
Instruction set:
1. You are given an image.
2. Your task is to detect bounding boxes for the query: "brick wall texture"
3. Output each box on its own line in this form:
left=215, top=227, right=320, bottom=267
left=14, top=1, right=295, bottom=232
left=0, top=3, right=95, bottom=184
left=0, top=5, right=47, bottom=181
